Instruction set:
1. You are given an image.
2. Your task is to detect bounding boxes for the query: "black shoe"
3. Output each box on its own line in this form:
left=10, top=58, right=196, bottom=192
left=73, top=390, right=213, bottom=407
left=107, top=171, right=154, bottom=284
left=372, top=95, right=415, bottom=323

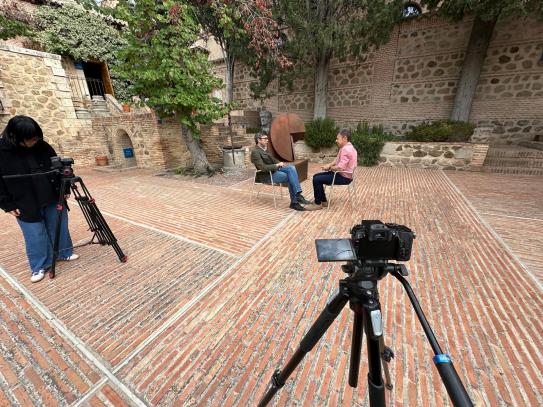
left=296, top=193, right=311, bottom=205
left=289, top=202, right=306, bottom=211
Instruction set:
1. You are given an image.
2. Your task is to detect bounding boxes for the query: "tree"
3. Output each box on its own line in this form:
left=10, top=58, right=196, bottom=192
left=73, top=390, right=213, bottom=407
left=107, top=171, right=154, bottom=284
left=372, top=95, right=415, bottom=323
left=421, top=0, right=543, bottom=122
left=114, top=0, right=227, bottom=174
left=269, top=0, right=403, bottom=119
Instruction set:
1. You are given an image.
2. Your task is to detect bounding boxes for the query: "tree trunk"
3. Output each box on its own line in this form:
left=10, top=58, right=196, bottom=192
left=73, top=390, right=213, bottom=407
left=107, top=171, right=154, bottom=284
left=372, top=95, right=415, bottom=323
left=313, top=51, right=331, bottom=119
left=225, top=54, right=236, bottom=164
left=181, top=125, right=214, bottom=175
left=225, top=54, right=235, bottom=105
left=451, top=16, right=497, bottom=122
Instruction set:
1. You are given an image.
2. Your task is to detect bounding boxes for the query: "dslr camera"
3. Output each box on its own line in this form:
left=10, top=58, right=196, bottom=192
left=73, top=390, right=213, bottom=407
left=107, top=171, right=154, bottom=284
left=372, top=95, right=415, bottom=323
left=316, top=220, right=415, bottom=263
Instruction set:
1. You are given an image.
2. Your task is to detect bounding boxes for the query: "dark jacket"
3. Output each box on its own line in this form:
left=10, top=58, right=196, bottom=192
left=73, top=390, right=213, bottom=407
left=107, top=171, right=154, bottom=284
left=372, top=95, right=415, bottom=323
left=0, top=136, right=60, bottom=222
left=250, top=146, right=279, bottom=183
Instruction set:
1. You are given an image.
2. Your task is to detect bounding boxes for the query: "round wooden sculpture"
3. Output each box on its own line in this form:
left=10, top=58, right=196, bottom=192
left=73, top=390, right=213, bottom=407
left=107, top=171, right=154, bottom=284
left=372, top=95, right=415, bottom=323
left=269, top=113, right=305, bottom=162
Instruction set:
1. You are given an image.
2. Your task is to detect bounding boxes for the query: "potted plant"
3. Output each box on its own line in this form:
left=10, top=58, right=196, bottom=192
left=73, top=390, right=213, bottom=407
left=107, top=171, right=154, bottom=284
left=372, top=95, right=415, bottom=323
left=95, top=155, right=109, bottom=166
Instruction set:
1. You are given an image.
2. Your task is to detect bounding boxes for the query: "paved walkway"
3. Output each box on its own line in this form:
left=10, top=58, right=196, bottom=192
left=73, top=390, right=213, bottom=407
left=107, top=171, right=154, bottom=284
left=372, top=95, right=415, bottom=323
left=0, top=166, right=541, bottom=406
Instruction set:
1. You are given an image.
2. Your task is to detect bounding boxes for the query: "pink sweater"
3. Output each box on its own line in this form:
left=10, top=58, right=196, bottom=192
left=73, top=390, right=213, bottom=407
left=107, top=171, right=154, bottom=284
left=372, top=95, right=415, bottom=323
left=335, top=143, right=357, bottom=179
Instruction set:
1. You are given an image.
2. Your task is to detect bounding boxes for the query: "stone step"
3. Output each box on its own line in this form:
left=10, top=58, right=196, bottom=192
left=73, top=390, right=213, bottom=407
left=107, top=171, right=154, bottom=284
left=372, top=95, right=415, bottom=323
left=485, top=147, right=543, bottom=159
left=483, top=158, right=543, bottom=168
left=482, top=166, right=543, bottom=176
left=518, top=141, right=543, bottom=151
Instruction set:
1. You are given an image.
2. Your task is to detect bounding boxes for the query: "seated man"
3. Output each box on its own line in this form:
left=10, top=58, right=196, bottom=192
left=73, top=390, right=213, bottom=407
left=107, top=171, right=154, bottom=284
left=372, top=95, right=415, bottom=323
left=307, top=129, right=358, bottom=210
left=250, top=132, right=311, bottom=211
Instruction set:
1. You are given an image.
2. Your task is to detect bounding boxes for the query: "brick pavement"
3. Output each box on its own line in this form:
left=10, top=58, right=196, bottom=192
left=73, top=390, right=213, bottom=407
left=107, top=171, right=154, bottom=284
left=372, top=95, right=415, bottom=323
left=0, top=165, right=541, bottom=406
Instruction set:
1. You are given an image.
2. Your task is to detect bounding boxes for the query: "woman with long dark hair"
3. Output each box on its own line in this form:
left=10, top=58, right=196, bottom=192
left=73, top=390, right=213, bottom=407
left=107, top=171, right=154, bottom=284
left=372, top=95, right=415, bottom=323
left=0, top=115, right=78, bottom=282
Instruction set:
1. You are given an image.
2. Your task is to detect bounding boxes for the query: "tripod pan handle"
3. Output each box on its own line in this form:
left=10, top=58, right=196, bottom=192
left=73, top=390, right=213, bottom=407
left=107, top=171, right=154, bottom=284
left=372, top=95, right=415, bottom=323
left=434, top=355, right=473, bottom=407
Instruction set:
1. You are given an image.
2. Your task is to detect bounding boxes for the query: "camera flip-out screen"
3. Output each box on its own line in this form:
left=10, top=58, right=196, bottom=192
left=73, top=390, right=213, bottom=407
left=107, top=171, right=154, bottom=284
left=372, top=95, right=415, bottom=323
left=315, top=239, right=357, bottom=262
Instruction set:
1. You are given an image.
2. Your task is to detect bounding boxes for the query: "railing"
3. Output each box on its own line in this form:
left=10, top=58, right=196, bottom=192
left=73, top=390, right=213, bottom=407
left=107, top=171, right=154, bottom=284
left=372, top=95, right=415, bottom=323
left=68, top=76, right=106, bottom=100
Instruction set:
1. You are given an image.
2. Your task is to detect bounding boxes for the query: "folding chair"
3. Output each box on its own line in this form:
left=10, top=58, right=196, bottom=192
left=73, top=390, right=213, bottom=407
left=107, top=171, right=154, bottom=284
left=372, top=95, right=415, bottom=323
left=250, top=170, right=285, bottom=209
left=325, top=170, right=355, bottom=209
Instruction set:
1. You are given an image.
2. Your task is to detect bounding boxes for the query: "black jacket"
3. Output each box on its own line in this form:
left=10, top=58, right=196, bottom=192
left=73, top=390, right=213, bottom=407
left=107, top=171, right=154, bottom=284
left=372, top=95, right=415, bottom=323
left=250, top=146, right=279, bottom=183
left=0, top=136, right=61, bottom=222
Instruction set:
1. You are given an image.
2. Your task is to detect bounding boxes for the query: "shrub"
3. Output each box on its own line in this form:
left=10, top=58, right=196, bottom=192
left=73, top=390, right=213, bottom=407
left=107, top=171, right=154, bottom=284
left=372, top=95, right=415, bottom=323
left=404, top=120, right=475, bottom=142
left=351, top=122, right=395, bottom=166
left=304, top=118, right=339, bottom=149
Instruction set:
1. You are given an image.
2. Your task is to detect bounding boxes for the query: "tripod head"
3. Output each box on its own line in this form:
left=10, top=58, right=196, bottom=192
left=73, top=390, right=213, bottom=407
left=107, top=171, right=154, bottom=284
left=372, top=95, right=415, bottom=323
left=50, top=156, right=75, bottom=179
left=341, top=259, right=409, bottom=281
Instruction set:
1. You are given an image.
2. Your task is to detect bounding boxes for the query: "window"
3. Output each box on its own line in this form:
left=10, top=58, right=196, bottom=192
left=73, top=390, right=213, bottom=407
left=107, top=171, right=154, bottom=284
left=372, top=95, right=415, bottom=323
left=402, top=2, right=422, bottom=18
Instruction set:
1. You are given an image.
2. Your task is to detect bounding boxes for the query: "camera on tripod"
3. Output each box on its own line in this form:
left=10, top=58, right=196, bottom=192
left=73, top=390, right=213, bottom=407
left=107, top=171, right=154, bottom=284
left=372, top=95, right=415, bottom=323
left=315, top=220, right=415, bottom=264
left=260, top=219, right=473, bottom=407
left=50, top=156, right=74, bottom=177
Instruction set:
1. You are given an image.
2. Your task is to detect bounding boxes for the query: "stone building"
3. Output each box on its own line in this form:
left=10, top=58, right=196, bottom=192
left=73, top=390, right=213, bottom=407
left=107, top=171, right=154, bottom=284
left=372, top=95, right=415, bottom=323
left=0, top=0, right=192, bottom=169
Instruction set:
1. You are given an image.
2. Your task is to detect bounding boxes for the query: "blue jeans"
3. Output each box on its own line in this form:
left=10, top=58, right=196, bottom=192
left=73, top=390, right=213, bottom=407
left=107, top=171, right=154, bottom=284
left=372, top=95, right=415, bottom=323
left=312, top=171, right=352, bottom=204
left=271, top=165, right=302, bottom=203
left=17, top=204, right=73, bottom=274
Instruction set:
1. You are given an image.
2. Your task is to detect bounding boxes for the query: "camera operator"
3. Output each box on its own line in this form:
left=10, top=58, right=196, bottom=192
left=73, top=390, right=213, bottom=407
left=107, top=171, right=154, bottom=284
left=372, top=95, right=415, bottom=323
left=0, top=115, right=78, bottom=283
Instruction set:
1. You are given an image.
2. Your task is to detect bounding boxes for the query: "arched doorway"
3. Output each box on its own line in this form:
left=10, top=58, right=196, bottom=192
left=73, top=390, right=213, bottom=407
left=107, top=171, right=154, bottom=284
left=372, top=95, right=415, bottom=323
left=116, top=129, right=137, bottom=168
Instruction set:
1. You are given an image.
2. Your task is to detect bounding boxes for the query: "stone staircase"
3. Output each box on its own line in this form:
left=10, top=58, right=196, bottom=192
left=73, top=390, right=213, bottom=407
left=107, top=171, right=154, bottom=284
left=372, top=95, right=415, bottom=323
left=482, top=146, right=543, bottom=176
left=90, top=95, right=110, bottom=117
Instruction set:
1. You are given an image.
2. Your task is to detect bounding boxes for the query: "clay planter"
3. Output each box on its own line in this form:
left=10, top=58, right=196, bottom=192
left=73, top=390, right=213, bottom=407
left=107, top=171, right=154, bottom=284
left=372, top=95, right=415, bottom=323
left=95, top=155, right=109, bottom=166
left=122, top=104, right=131, bottom=113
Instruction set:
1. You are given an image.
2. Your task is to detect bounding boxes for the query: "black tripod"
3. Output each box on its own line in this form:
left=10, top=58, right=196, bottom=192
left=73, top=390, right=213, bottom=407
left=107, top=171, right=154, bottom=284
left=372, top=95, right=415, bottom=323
left=3, top=162, right=126, bottom=278
left=49, top=167, right=126, bottom=278
left=258, top=261, right=473, bottom=407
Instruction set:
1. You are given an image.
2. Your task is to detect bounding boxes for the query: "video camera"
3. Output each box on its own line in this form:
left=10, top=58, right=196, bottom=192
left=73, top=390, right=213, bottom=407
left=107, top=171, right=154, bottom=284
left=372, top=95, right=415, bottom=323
left=50, top=156, right=75, bottom=177
left=315, top=220, right=415, bottom=264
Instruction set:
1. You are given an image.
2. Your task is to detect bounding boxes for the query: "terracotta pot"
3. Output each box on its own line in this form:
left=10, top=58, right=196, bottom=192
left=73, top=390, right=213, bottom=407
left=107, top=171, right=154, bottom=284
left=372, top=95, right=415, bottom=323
left=122, top=104, right=131, bottom=112
left=95, top=155, right=108, bottom=166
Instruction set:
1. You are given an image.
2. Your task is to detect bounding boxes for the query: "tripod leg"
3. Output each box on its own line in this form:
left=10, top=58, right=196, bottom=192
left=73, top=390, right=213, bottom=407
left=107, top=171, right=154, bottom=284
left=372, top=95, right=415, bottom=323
left=258, top=290, right=350, bottom=407
left=364, top=302, right=386, bottom=407
left=50, top=178, right=69, bottom=279
left=379, top=337, right=394, bottom=391
left=391, top=268, right=473, bottom=407
left=72, top=178, right=127, bottom=263
left=348, top=304, right=364, bottom=387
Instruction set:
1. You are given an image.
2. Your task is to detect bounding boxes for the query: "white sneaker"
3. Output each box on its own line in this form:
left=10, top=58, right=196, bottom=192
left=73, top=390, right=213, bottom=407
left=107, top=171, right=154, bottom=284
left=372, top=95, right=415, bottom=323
left=30, top=269, right=45, bottom=283
left=60, top=254, right=79, bottom=261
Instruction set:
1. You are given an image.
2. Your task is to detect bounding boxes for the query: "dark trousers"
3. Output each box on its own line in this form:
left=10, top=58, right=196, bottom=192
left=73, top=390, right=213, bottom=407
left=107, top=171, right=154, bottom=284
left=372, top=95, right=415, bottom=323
left=312, top=171, right=352, bottom=204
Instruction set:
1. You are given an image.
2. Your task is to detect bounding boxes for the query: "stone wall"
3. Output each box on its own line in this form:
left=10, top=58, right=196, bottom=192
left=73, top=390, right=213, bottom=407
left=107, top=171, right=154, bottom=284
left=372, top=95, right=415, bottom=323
left=0, top=44, right=96, bottom=164
left=91, top=112, right=189, bottom=170
left=379, top=142, right=489, bottom=171
left=226, top=15, right=543, bottom=144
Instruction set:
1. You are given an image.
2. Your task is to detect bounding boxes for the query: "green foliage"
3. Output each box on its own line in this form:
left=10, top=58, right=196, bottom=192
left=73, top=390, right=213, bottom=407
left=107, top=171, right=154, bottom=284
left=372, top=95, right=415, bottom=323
left=304, top=118, right=339, bottom=149
left=421, top=0, right=543, bottom=22
left=246, top=127, right=261, bottom=134
left=351, top=122, right=395, bottom=166
left=35, top=4, right=127, bottom=64
left=0, top=15, right=32, bottom=40
left=111, top=77, right=132, bottom=104
left=404, top=121, right=475, bottom=142
left=114, top=0, right=226, bottom=132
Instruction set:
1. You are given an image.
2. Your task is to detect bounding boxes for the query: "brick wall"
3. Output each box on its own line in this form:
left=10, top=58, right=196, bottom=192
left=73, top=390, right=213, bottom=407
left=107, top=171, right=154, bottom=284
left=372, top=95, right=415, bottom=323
left=225, top=15, right=543, bottom=144
left=92, top=112, right=190, bottom=170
